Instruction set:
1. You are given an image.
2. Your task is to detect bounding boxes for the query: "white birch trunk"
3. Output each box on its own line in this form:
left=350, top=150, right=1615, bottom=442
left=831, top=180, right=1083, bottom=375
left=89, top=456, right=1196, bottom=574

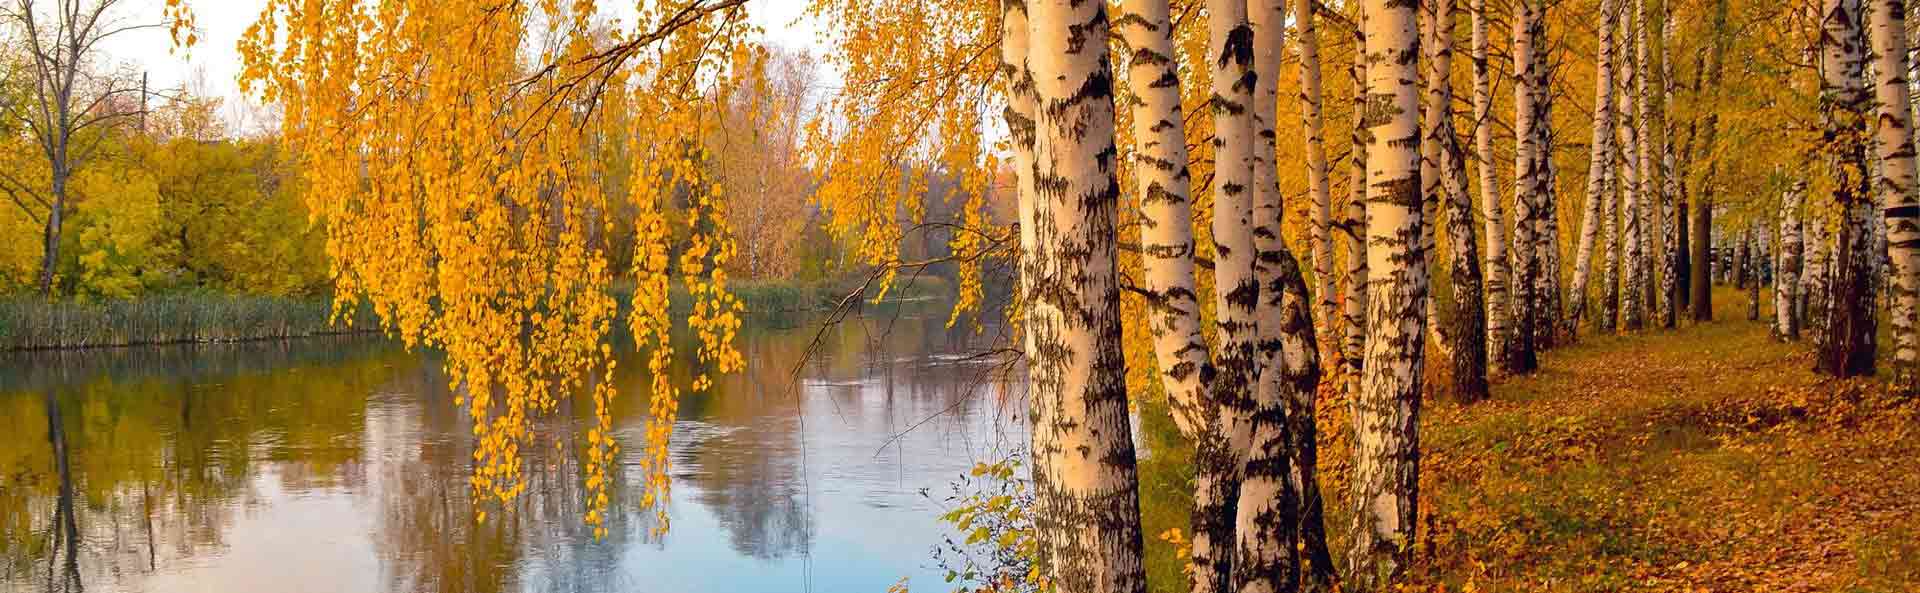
left=1349, top=0, right=1428, bottom=586
left=1504, top=0, right=1544, bottom=373
left=1199, top=1, right=1260, bottom=590
left=1570, top=0, right=1620, bottom=334
left=1240, top=2, right=1314, bottom=590
left=1426, top=0, right=1489, bottom=401
left=1777, top=182, right=1806, bottom=340
left=1473, top=0, right=1513, bottom=370
left=1868, top=0, right=1920, bottom=392
left=1301, top=0, right=1338, bottom=360
left=1616, top=4, right=1647, bottom=331
left=1021, top=2, right=1149, bottom=591
left=1343, top=20, right=1371, bottom=397
left=1117, top=0, right=1214, bottom=445
left=1818, top=0, right=1881, bottom=376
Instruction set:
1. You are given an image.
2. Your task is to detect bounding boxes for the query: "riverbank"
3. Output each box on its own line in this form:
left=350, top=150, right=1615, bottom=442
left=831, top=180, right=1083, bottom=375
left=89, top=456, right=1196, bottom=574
left=0, top=275, right=953, bottom=352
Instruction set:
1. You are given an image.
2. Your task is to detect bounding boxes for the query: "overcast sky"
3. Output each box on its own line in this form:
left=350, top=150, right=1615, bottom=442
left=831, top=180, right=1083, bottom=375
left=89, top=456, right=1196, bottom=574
left=95, top=1, right=827, bottom=132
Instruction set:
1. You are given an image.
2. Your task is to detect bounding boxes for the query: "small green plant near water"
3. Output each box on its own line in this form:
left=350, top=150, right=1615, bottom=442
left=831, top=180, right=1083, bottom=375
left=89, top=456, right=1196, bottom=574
left=0, top=293, right=374, bottom=351
left=923, top=451, right=1048, bottom=593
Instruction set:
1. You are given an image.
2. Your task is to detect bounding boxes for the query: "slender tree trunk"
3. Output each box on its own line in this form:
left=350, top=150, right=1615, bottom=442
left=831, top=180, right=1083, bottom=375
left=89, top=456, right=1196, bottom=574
left=1570, top=0, right=1620, bottom=335
left=1807, top=220, right=1832, bottom=346
left=1817, top=0, right=1880, bottom=377
left=1536, top=39, right=1565, bottom=348
left=35, top=164, right=68, bottom=298
left=1868, top=0, right=1920, bottom=392
left=1290, top=1, right=1339, bottom=581
left=1347, top=0, right=1427, bottom=586
left=1343, top=19, right=1371, bottom=399
left=1616, top=3, right=1647, bottom=331
left=1021, top=2, right=1149, bottom=591
left=1241, top=3, right=1314, bottom=591
left=1659, top=7, right=1681, bottom=329
left=1777, top=182, right=1806, bottom=340
left=1424, top=0, right=1489, bottom=401
left=1301, top=0, right=1338, bottom=362
left=1200, top=1, right=1262, bottom=590
left=1505, top=0, right=1543, bottom=374
left=1748, top=228, right=1763, bottom=320
left=1472, top=0, right=1512, bottom=371
left=1116, top=0, right=1215, bottom=452
left=1635, top=0, right=1658, bottom=326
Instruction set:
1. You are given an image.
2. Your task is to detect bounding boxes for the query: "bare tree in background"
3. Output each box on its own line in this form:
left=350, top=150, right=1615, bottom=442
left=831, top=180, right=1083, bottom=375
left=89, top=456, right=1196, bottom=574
left=0, top=0, right=175, bottom=297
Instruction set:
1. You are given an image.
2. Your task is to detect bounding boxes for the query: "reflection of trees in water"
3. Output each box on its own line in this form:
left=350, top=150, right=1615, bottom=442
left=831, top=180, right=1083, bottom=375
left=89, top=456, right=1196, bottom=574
left=0, top=339, right=400, bottom=592
left=0, top=310, right=1018, bottom=592
left=370, top=360, right=642, bottom=593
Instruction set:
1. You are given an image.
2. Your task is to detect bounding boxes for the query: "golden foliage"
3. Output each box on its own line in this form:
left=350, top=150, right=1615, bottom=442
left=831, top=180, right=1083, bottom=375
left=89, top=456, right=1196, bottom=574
left=237, top=0, right=754, bottom=536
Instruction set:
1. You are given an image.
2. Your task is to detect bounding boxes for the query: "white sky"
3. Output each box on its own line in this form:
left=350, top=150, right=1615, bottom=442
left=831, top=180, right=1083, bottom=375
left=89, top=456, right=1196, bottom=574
left=95, top=0, right=828, bottom=132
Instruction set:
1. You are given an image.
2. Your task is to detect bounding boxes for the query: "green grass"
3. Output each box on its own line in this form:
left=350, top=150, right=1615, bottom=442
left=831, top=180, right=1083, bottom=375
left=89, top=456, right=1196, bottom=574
left=0, top=275, right=956, bottom=351
left=0, top=294, right=375, bottom=351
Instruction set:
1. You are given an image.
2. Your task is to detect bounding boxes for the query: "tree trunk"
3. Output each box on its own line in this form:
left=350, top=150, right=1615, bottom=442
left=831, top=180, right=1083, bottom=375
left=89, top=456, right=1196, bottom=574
left=1570, top=0, right=1620, bottom=336
left=35, top=176, right=63, bottom=297
left=1777, top=182, right=1806, bottom=340
left=1616, top=4, right=1647, bottom=331
left=1348, top=0, right=1428, bottom=586
left=1807, top=220, right=1831, bottom=346
left=1817, top=0, right=1880, bottom=377
left=1472, top=0, right=1512, bottom=372
left=1634, top=0, right=1658, bottom=327
left=1424, top=0, right=1489, bottom=402
left=1343, top=18, right=1371, bottom=398
left=1240, top=2, right=1314, bottom=591
left=1201, top=0, right=1262, bottom=590
left=1291, top=1, right=1339, bottom=581
left=1301, top=0, right=1338, bottom=364
left=1748, top=228, right=1762, bottom=320
left=1868, top=0, right=1920, bottom=392
left=1116, top=0, right=1215, bottom=451
left=1659, top=7, right=1681, bottom=329
left=1534, top=48, right=1563, bottom=350
left=1021, top=2, right=1150, bottom=591
left=1504, top=0, right=1543, bottom=374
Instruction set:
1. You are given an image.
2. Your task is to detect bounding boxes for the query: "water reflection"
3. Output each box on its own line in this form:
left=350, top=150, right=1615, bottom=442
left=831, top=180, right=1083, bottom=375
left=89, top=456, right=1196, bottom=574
left=0, top=306, right=1024, bottom=592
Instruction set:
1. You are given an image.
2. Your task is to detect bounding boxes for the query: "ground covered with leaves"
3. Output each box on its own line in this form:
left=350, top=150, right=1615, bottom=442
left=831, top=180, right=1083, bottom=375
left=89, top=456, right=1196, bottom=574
left=1132, top=288, right=1920, bottom=592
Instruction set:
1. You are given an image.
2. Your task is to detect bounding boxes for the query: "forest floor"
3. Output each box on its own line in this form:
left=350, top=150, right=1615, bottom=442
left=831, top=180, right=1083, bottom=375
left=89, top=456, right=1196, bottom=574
left=1135, top=286, right=1920, bottom=593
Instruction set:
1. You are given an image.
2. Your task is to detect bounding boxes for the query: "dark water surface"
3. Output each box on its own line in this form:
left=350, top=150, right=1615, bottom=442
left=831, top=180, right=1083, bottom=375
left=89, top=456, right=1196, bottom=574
left=1, top=306, right=1025, bottom=592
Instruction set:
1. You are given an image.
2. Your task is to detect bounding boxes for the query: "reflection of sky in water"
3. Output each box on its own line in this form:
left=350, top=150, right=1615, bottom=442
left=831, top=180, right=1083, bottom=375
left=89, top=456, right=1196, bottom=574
left=0, top=308, right=1026, bottom=593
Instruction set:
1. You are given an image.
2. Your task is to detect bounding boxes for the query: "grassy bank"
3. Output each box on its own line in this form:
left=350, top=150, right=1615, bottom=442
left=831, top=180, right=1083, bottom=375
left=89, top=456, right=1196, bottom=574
left=0, top=294, right=375, bottom=351
left=1134, top=286, right=1920, bottom=592
left=1, top=275, right=954, bottom=352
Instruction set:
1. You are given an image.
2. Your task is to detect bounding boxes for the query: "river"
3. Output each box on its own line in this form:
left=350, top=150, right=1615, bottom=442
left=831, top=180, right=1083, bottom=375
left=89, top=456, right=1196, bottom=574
left=0, top=303, right=1028, bottom=593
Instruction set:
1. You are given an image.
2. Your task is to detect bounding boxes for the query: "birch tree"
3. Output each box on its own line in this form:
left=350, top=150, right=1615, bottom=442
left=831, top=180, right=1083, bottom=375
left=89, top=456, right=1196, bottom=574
left=1616, top=3, right=1648, bottom=331
left=1570, top=0, right=1621, bottom=334
left=1423, top=0, right=1488, bottom=400
left=1473, top=0, right=1513, bottom=370
left=1777, top=182, right=1806, bottom=341
left=1348, top=0, right=1428, bottom=585
left=1021, top=1, right=1150, bottom=590
left=1301, top=0, right=1338, bottom=354
left=1239, top=2, right=1319, bottom=590
left=1196, top=1, right=1262, bottom=590
left=1816, top=0, right=1880, bottom=377
left=1505, top=0, right=1545, bottom=374
left=1344, top=18, right=1371, bottom=395
left=1868, top=0, right=1920, bottom=392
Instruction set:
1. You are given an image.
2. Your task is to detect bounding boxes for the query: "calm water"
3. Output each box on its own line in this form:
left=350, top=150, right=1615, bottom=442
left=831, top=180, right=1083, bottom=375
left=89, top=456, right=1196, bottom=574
left=0, top=305, right=1028, bottom=593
